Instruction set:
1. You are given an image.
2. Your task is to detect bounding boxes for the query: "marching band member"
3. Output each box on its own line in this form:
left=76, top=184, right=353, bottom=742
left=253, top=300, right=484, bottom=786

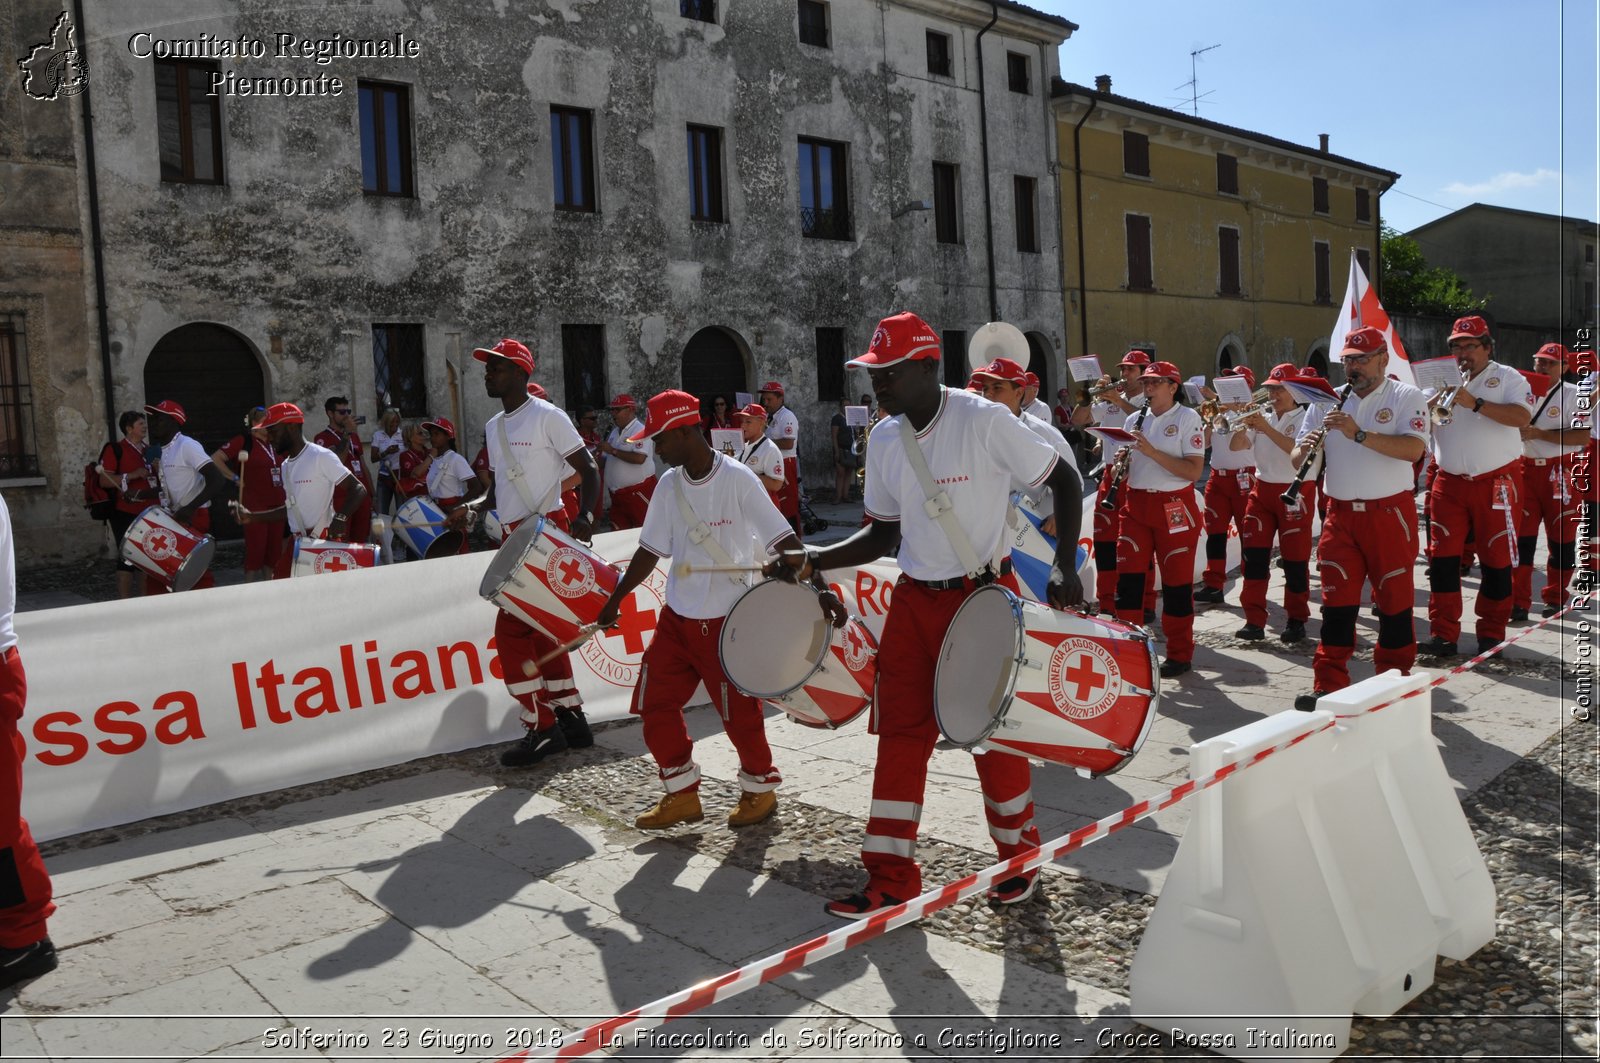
left=1292, top=327, right=1428, bottom=710
left=421, top=417, right=478, bottom=555
left=246, top=403, right=370, bottom=545
left=599, top=394, right=655, bottom=530
left=1021, top=371, right=1051, bottom=423
left=98, top=410, right=156, bottom=598
left=1195, top=365, right=1257, bottom=605
left=1513, top=344, right=1587, bottom=619
left=1091, top=351, right=1151, bottom=614
left=1230, top=364, right=1315, bottom=642
left=732, top=402, right=786, bottom=499
left=143, top=400, right=230, bottom=593
left=1111, top=361, right=1205, bottom=678
left=759, top=381, right=803, bottom=537
left=1419, top=315, right=1534, bottom=658
left=779, top=311, right=1083, bottom=917
left=971, top=356, right=1076, bottom=536
left=313, top=397, right=374, bottom=545
left=212, top=406, right=286, bottom=582
left=595, top=391, right=817, bottom=830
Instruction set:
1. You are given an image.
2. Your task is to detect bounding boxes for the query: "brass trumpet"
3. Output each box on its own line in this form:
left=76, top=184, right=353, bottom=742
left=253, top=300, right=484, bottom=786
left=1197, top=397, right=1222, bottom=423
left=1221, top=401, right=1274, bottom=431
left=1428, top=385, right=1464, bottom=426
left=1085, top=381, right=1124, bottom=399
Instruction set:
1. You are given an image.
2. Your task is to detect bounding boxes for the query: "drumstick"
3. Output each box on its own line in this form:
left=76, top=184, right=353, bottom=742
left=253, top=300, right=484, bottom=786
left=521, top=623, right=606, bottom=676
left=677, top=548, right=814, bottom=577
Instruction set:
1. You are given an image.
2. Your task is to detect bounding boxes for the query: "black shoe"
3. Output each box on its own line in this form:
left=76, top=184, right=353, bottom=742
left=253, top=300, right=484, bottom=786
left=1194, top=586, right=1224, bottom=605
left=1143, top=609, right=1157, bottom=626
left=1294, top=689, right=1327, bottom=711
left=1476, top=637, right=1499, bottom=657
left=1281, top=620, right=1307, bottom=644
left=556, top=709, right=594, bottom=749
left=1158, top=659, right=1191, bottom=678
left=1510, top=607, right=1529, bottom=623
left=1235, top=624, right=1265, bottom=641
left=1417, top=636, right=1458, bottom=658
left=499, top=722, right=569, bottom=767
left=1541, top=602, right=1562, bottom=618
left=0, top=937, right=57, bottom=992
left=1460, top=560, right=1473, bottom=577
left=1370, top=604, right=1380, bottom=617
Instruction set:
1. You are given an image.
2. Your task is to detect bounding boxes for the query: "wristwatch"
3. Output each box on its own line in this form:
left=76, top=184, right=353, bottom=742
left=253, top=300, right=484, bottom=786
left=1353, top=430, right=1368, bottom=445
left=1473, top=396, right=1486, bottom=413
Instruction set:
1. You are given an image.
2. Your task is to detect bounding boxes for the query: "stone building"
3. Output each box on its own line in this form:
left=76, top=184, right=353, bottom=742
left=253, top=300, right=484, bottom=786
left=1, top=0, right=1076, bottom=563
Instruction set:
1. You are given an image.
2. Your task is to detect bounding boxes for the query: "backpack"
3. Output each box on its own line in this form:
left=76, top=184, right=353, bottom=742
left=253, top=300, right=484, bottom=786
left=84, top=443, right=116, bottom=521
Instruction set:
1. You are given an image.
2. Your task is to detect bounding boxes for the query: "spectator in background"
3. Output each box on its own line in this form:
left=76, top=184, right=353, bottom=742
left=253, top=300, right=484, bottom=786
left=211, top=406, right=286, bottom=582
left=830, top=398, right=856, bottom=504
left=600, top=394, right=656, bottom=530
left=369, top=408, right=405, bottom=520
left=702, top=394, right=735, bottom=440
left=735, top=403, right=786, bottom=499
left=313, top=396, right=374, bottom=544
left=97, top=410, right=155, bottom=598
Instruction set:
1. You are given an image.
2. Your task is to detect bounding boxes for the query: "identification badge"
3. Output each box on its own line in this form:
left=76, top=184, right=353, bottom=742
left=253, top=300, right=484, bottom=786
left=1164, top=498, right=1193, bottom=532
left=1491, top=480, right=1512, bottom=511
left=1238, top=471, right=1253, bottom=492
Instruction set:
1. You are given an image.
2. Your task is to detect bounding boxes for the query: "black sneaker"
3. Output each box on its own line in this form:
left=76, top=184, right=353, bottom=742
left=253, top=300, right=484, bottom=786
left=0, top=937, right=57, bottom=992
left=1541, top=602, right=1563, bottom=618
left=499, top=722, right=569, bottom=767
left=1460, top=560, right=1473, bottom=577
left=1510, top=607, right=1529, bottom=623
left=1418, top=636, right=1458, bottom=658
left=987, top=873, right=1038, bottom=906
left=556, top=709, right=594, bottom=749
left=1476, top=637, right=1499, bottom=657
left=1193, top=586, right=1224, bottom=605
left=1143, top=609, right=1158, bottom=626
left=1235, top=624, right=1265, bottom=641
left=824, top=889, right=905, bottom=920
left=1158, top=659, right=1191, bottom=678
left=1281, top=620, right=1307, bottom=644
left=1294, top=689, right=1327, bottom=711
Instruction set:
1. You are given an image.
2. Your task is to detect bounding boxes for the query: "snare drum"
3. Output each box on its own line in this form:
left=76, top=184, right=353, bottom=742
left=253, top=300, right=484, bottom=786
left=482, top=509, right=504, bottom=545
left=395, top=497, right=464, bottom=559
left=720, top=580, right=877, bottom=729
left=292, top=538, right=379, bottom=577
left=935, top=585, right=1159, bottom=777
left=1007, top=498, right=1092, bottom=604
left=479, top=515, right=618, bottom=642
left=121, top=508, right=215, bottom=592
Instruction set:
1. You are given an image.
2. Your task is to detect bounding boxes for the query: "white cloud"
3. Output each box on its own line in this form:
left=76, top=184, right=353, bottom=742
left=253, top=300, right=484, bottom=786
left=1441, top=168, right=1563, bottom=198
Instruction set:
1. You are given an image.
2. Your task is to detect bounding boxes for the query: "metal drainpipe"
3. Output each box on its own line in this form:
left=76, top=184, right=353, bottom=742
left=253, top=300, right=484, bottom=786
left=1071, top=91, right=1099, bottom=365
left=976, top=2, right=999, bottom=321
left=73, top=0, right=117, bottom=440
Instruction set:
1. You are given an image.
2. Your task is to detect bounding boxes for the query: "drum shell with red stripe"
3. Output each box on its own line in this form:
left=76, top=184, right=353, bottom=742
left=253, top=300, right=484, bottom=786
left=291, top=538, right=379, bottom=577
left=479, top=515, right=619, bottom=642
left=720, top=579, right=877, bottom=729
left=121, top=508, right=215, bottom=592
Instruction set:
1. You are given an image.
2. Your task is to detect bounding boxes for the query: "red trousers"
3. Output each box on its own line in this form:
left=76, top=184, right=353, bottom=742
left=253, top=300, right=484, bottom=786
left=631, top=608, right=779, bottom=795
left=608, top=478, right=656, bottom=530
left=1115, top=488, right=1202, bottom=663
left=242, top=518, right=286, bottom=573
left=1240, top=481, right=1317, bottom=627
left=1515, top=457, right=1580, bottom=610
left=497, top=514, right=583, bottom=731
left=1202, top=468, right=1252, bottom=589
left=863, top=577, right=1038, bottom=900
left=0, top=647, right=53, bottom=948
left=1313, top=493, right=1418, bottom=694
left=1428, top=464, right=1520, bottom=645
left=1093, top=474, right=1154, bottom=613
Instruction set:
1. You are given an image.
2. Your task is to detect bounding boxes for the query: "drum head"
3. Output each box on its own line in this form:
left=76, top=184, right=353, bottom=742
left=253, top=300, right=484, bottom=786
left=720, top=580, right=831, bottom=698
left=422, top=529, right=464, bottom=559
left=935, top=585, right=1025, bottom=746
left=168, top=537, right=215, bottom=593
left=478, top=516, right=543, bottom=597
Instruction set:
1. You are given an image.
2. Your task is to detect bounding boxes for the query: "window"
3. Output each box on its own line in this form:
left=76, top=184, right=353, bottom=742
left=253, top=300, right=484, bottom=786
left=1126, top=215, right=1153, bottom=290
left=1314, top=241, right=1332, bottom=304
left=1219, top=226, right=1241, bottom=296
left=551, top=106, right=596, bottom=212
left=1123, top=131, right=1150, bottom=177
left=358, top=81, right=414, bottom=197
left=798, top=137, right=850, bottom=240
left=1216, top=153, right=1238, bottom=195
left=0, top=315, right=38, bottom=479
left=155, top=59, right=224, bottom=184
left=1586, top=244, right=1595, bottom=264
left=562, top=325, right=608, bottom=414
left=372, top=324, right=426, bottom=417
left=1312, top=176, right=1329, bottom=215
left=1014, top=175, right=1039, bottom=254
left=1586, top=281, right=1595, bottom=317
left=816, top=327, right=846, bottom=401
left=1007, top=51, right=1030, bottom=94
left=932, top=162, right=961, bottom=244
left=680, top=0, right=716, bottom=22
left=1355, top=247, right=1371, bottom=277
left=798, top=0, right=830, bottom=48
left=687, top=125, right=724, bottom=222
left=1355, top=188, right=1371, bottom=223
left=942, top=329, right=968, bottom=389
left=926, top=30, right=952, bottom=77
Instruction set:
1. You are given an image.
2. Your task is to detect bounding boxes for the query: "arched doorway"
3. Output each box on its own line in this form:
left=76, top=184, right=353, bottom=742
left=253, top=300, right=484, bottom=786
left=1214, top=335, right=1246, bottom=379
left=1306, top=340, right=1331, bottom=379
left=1024, top=332, right=1053, bottom=401
left=680, top=326, right=750, bottom=415
left=144, top=323, right=266, bottom=540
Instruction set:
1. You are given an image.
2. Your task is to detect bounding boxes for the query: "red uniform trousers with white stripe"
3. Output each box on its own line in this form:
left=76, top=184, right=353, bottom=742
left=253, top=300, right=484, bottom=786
left=607, top=478, right=657, bottom=531
left=1202, top=468, right=1252, bottom=590
left=1239, top=481, right=1317, bottom=628
left=1093, top=474, right=1154, bottom=613
left=1427, top=463, right=1521, bottom=645
left=631, top=607, right=780, bottom=796
left=496, top=513, right=584, bottom=732
left=1514, top=457, right=1580, bottom=610
left=1114, top=488, right=1202, bottom=663
left=0, top=647, right=53, bottom=949
left=863, top=576, right=1038, bottom=901
left=1312, top=493, right=1418, bottom=694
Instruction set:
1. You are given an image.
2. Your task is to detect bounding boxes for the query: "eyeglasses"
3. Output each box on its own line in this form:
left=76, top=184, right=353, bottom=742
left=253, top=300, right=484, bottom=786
left=1341, top=353, right=1379, bottom=367
left=335, top=408, right=352, bottom=415
left=1448, top=340, right=1483, bottom=352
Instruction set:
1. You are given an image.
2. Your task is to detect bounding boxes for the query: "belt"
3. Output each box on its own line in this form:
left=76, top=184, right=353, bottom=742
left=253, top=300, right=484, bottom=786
left=1325, top=491, right=1412, bottom=513
left=906, top=557, right=1012, bottom=591
left=1439, top=461, right=1521, bottom=483
left=1524, top=456, right=1577, bottom=467
left=1129, top=486, right=1191, bottom=496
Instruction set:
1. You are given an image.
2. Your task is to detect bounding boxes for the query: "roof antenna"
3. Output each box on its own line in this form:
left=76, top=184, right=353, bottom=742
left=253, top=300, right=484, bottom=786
left=1174, top=43, right=1221, bottom=116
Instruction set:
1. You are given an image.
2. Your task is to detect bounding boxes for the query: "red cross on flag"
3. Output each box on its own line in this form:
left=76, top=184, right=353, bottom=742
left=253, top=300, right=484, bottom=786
left=1330, top=249, right=1413, bottom=387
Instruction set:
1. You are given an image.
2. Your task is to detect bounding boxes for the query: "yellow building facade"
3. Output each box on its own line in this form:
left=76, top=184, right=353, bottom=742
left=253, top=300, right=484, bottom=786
left=1052, top=80, right=1397, bottom=383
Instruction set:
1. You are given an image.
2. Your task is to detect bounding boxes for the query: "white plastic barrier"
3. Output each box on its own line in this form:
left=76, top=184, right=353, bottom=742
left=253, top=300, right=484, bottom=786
left=1129, top=669, right=1495, bottom=1059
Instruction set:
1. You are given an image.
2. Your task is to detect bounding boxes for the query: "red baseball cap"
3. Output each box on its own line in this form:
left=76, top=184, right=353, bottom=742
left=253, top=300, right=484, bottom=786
left=1023, top=371, right=1040, bottom=388
left=1263, top=362, right=1298, bottom=385
left=628, top=390, right=702, bottom=442
left=970, top=357, right=1028, bottom=385
left=752, top=381, right=783, bottom=397
left=849, top=311, right=942, bottom=368
left=1139, top=360, right=1181, bottom=383
left=1340, top=326, right=1387, bottom=357
left=473, top=338, right=535, bottom=375
left=731, top=402, right=767, bottom=422
left=1448, top=315, right=1491, bottom=343
left=1224, top=365, right=1257, bottom=390
left=422, top=417, right=457, bottom=439
left=1533, top=342, right=1567, bottom=364
left=526, top=381, right=549, bottom=399
left=965, top=375, right=985, bottom=392
left=144, top=400, right=187, bottom=426
left=1119, top=350, right=1152, bottom=368
left=1300, top=365, right=1323, bottom=379
left=607, top=393, right=638, bottom=410
left=256, top=402, right=304, bottom=428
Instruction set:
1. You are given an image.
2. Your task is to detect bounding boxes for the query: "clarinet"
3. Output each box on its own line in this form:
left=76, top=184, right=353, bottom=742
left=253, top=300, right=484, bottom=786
left=1099, top=404, right=1149, bottom=511
left=1280, top=382, right=1354, bottom=505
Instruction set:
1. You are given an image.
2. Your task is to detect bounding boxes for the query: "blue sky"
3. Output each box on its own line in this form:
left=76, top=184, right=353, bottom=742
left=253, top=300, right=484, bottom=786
left=1032, top=0, right=1598, bottom=241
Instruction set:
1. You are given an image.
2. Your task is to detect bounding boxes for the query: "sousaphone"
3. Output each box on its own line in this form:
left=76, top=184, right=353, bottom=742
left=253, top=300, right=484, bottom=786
left=967, top=321, right=1031, bottom=372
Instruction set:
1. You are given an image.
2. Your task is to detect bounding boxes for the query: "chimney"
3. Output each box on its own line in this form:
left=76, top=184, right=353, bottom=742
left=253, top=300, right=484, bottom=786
left=1094, top=74, right=1112, bottom=93
left=1318, top=133, right=1329, bottom=152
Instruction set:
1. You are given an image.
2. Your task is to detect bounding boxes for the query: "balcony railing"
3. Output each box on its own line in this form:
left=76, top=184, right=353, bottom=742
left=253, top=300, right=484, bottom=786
left=801, top=206, right=851, bottom=241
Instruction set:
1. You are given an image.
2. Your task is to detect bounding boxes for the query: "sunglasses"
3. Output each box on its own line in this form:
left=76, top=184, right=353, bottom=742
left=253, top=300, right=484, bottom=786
left=335, top=408, right=353, bottom=415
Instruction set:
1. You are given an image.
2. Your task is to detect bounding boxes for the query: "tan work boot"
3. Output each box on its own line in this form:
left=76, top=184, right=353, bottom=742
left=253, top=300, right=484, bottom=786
left=635, top=791, right=703, bottom=829
left=726, top=790, right=777, bottom=827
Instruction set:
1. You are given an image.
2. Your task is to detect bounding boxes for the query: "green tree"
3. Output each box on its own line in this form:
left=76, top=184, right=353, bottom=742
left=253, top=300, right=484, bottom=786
left=1379, top=224, right=1489, bottom=316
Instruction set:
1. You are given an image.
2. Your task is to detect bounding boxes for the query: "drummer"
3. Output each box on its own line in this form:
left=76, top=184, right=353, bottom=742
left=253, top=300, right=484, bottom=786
left=777, top=311, right=1084, bottom=917
left=143, top=400, right=231, bottom=593
left=243, top=403, right=370, bottom=546
left=596, top=390, right=831, bottom=830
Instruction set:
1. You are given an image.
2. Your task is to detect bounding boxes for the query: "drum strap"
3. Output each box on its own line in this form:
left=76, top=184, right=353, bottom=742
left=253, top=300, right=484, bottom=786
left=671, top=458, right=745, bottom=586
left=495, top=413, right=561, bottom=519
left=895, top=418, right=994, bottom=580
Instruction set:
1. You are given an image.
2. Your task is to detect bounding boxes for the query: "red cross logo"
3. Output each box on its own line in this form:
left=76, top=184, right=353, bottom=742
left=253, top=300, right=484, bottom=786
left=603, top=596, right=659, bottom=655
left=845, top=625, right=867, bottom=657
left=558, top=557, right=586, bottom=586
left=323, top=554, right=349, bottom=572
left=1063, top=653, right=1108, bottom=703
left=149, top=533, right=170, bottom=552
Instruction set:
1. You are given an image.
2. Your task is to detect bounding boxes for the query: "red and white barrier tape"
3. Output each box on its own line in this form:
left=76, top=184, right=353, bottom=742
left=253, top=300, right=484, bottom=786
left=495, top=601, right=1581, bottom=1062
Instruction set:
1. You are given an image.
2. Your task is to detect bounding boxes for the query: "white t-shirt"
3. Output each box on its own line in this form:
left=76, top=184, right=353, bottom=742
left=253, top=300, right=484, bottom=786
left=1124, top=404, right=1205, bottom=491
left=605, top=420, right=656, bottom=491
left=1524, top=380, right=1584, bottom=460
left=765, top=406, right=800, bottom=460
left=1208, top=422, right=1255, bottom=470
left=1250, top=406, right=1310, bottom=484
left=487, top=397, right=586, bottom=524
left=427, top=450, right=477, bottom=500
left=0, top=493, right=15, bottom=653
left=281, top=441, right=353, bottom=535
left=372, top=427, right=405, bottom=478
left=1430, top=360, right=1535, bottom=476
left=1092, top=390, right=1144, bottom=427
left=1024, top=397, right=1052, bottom=423
left=863, top=387, right=1058, bottom=580
left=639, top=453, right=795, bottom=619
left=1018, top=410, right=1075, bottom=506
left=157, top=432, right=213, bottom=511
left=1299, top=378, right=1429, bottom=500
left=739, top=435, right=784, bottom=487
